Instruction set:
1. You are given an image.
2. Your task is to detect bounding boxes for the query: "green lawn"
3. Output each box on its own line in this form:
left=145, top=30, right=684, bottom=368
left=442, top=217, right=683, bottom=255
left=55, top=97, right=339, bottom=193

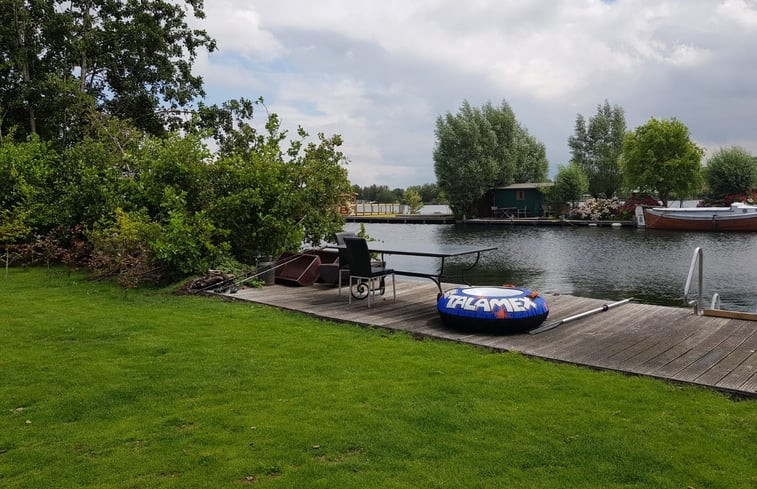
left=1, top=268, right=755, bottom=488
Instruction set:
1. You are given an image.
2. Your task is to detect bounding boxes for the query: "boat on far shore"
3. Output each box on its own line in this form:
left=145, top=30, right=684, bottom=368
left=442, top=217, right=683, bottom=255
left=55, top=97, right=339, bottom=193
left=637, top=202, right=757, bottom=231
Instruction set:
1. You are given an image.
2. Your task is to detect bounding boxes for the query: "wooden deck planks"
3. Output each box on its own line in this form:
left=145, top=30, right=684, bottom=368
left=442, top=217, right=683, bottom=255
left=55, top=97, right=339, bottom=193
left=644, top=318, right=734, bottom=378
left=221, top=279, right=757, bottom=397
left=673, top=322, right=757, bottom=382
left=696, top=329, right=757, bottom=389
left=738, top=369, right=757, bottom=393
left=716, top=348, right=757, bottom=392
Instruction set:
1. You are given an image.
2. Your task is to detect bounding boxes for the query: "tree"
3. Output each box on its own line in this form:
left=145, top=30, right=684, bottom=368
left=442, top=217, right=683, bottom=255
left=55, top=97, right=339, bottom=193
left=406, top=183, right=443, bottom=204
left=288, top=129, right=353, bottom=249
left=403, top=189, right=423, bottom=214
left=355, top=184, right=397, bottom=203
left=621, top=118, right=704, bottom=207
left=0, top=0, right=216, bottom=143
left=0, top=4, right=354, bottom=282
left=433, top=100, right=548, bottom=217
left=511, top=128, right=550, bottom=183
left=206, top=112, right=351, bottom=262
left=0, top=208, right=29, bottom=276
left=568, top=100, right=626, bottom=198
left=551, top=163, right=589, bottom=208
left=0, top=134, right=60, bottom=232
left=704, top=146, right=757, bottom=198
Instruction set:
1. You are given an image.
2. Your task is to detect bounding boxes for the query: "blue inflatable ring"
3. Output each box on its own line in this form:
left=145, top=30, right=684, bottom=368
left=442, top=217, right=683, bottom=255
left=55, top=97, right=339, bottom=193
left=437, top=286, right=549, bottom=332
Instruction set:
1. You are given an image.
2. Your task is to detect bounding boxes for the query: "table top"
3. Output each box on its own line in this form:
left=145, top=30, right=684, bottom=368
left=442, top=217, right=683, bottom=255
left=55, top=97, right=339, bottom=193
left=366, top=244, right=497, bottom=258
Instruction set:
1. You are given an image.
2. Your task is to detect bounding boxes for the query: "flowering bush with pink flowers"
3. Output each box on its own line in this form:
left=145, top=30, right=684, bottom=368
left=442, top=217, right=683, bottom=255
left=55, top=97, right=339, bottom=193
left=568, top=198, right=622, bottom=220
left=616, top=194, right=660, bottom=220
left=568, top=194, right=660, bottom=221
left=699, top=191, right=757, bottom=207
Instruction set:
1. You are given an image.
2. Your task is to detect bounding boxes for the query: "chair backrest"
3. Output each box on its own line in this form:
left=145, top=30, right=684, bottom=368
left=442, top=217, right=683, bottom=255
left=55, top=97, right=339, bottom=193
left=337, top=244, right=350, bottom=269
left=335, top=232, right=356, bottom=246
left=342, top=237, right=373, bottom=277
left=336, top=232, right=357, bottom=270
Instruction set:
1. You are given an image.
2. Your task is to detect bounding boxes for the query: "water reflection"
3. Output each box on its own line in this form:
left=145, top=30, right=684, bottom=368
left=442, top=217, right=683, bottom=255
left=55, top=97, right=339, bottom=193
left=344, top=223, right=757, bottom=312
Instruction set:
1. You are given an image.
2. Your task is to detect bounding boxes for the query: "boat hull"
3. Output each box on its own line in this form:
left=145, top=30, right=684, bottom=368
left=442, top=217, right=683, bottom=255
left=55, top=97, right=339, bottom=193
left=643, top=205, right=757, bottom=231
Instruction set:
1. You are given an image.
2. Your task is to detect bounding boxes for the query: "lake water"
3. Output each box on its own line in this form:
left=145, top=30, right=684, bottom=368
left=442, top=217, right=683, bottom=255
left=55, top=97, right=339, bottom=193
left=342, top=222, right=757, bottom=312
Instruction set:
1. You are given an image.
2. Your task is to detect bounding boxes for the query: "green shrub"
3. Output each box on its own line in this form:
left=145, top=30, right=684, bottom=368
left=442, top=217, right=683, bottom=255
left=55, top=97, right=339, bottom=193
left=87, top=209, right=160, bottom=288
left=704, top=146, right=757, bottom=198
left=151, top=209, right=229, bottom=277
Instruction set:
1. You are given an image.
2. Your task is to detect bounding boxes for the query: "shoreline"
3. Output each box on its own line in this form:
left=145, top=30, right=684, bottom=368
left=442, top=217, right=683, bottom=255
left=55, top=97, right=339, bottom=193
left=345, top=214, right=635, bottom=227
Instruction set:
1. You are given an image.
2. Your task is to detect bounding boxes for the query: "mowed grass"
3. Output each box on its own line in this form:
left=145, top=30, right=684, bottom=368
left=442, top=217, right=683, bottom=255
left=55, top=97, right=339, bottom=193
left=1, top=269, right=755, bottom=488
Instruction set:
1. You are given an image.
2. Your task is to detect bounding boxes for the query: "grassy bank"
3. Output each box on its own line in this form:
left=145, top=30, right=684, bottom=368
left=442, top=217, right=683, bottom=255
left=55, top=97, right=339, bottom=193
left=1, top=268, right=755, bottom=488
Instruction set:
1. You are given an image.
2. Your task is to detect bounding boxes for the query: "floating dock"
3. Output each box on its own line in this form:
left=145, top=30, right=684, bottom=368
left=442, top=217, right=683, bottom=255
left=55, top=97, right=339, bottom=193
left=223, top=279, right=757, bottom=397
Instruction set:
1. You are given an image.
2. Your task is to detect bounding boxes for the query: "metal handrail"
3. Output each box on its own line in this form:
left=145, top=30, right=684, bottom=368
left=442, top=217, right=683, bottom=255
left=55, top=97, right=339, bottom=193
left=683, top=247, right=703, bottom=315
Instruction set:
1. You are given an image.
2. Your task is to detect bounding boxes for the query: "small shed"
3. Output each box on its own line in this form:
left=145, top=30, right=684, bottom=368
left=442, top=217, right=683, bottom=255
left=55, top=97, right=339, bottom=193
left=489, top=182, right=554, bottom=218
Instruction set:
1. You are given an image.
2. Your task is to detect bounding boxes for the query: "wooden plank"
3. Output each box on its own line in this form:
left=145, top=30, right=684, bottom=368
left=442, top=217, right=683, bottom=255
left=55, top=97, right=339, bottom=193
left=616, top=312, right=704, bottom=371
left=695, top=328, right=757, bottom=387
left=674, top=322, right=757, bottom=382
left=703, top=309, right=757, bottom=321
left=737, top=369, right=757, bottom=393
left=632, top=316, right=725, bottom=375
left=562, top=305, right=660, bottom=364
left=523, top=300, right=641, bottom=358
left=714, top=348, right=757, bottom=392
left=599, top=307, right=697, bottom=365
left=647, top=318, right=734, bottom=379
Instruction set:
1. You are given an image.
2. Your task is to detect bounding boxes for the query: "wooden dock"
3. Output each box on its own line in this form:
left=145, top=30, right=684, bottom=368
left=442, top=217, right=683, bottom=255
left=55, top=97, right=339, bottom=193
left=344, top=215, right=636, bottom=226
left=464, top=217, right=636, bottom=227
left=222, top=279, right=757, bottom=397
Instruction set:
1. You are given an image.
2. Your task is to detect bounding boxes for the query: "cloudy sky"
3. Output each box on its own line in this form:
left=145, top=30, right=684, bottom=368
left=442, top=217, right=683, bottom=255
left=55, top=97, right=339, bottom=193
left=192, top=0, right=757, bottom=189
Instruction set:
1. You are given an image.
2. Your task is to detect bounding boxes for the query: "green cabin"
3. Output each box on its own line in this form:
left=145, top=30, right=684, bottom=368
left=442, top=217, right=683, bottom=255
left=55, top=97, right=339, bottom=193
left=488, top=183, right=554, bottom=218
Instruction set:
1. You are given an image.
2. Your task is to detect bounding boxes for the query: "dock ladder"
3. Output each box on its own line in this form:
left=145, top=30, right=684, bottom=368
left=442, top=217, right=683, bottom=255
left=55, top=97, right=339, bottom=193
left=683, top=247, right=704, bottom=315
left=684, top=247, right=757, bottom=319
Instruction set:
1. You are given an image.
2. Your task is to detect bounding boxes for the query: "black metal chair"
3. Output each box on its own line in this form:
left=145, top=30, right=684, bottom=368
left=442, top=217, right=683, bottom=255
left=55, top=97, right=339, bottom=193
left=335, top=232, right=356, bottom=295
left=342, top=237, right=395, bottom=307
left=334, top=232, right=356, bottom=246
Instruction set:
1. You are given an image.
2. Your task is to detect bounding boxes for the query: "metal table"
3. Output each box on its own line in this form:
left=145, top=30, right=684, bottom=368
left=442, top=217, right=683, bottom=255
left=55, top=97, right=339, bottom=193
left=367, top=244, right=497, bottom=294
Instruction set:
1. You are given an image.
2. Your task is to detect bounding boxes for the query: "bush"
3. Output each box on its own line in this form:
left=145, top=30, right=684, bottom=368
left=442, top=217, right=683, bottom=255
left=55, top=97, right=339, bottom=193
left=552, top=163, right=589, bottom=208
left=704, top=146, right=757, bottom=198
left=616, top=194, right=660, bottom=220
left=569, top=198, right=622, bottom=220
left=151, top=209, right=229, bottom=278
left=87, top=209, right=161, bottom=288
left=699, top=190, right=757, bottom=207
left=568, top=195, right=661, bottom=221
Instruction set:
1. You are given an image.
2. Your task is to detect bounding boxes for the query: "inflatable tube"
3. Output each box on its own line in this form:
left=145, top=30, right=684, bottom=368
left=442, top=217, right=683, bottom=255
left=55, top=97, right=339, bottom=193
left=437, top=286, right=549, bottom=333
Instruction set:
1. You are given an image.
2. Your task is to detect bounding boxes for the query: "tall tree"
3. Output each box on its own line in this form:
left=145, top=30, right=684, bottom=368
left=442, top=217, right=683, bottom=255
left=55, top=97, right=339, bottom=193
left=621, top=118, right=704, bottom=207
left=568, top=100, right=627, bottom=198
left=433, top=100, right=548, bottom=217
left=0, top=0, right=216, bottom=143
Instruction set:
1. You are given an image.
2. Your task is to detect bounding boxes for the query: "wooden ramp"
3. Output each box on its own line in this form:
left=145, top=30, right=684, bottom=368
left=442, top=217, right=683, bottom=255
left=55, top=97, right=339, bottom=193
left=222, top=279, right=757, bottom=397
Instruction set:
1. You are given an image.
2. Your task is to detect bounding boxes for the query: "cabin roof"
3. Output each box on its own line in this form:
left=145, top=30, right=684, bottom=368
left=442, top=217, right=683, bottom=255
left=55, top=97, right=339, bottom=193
left=492, top=182, right=554, bottom=190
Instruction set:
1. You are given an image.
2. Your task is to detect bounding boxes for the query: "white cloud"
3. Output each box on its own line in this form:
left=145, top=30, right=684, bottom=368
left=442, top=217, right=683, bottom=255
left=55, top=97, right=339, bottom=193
left=717, top=0, right=757, bottom=27
left=194, top=0, right=757, bottom=187
left=200, top=0, right=284, bottom=59
left=193, top=51, right=262, bottom=92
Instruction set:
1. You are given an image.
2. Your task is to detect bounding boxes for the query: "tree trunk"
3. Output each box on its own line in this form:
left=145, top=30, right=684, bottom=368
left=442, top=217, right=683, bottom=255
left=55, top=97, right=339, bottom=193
left=14, top=4, right=36, bottom=134
left=79, top=0, right=94, bottom=94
